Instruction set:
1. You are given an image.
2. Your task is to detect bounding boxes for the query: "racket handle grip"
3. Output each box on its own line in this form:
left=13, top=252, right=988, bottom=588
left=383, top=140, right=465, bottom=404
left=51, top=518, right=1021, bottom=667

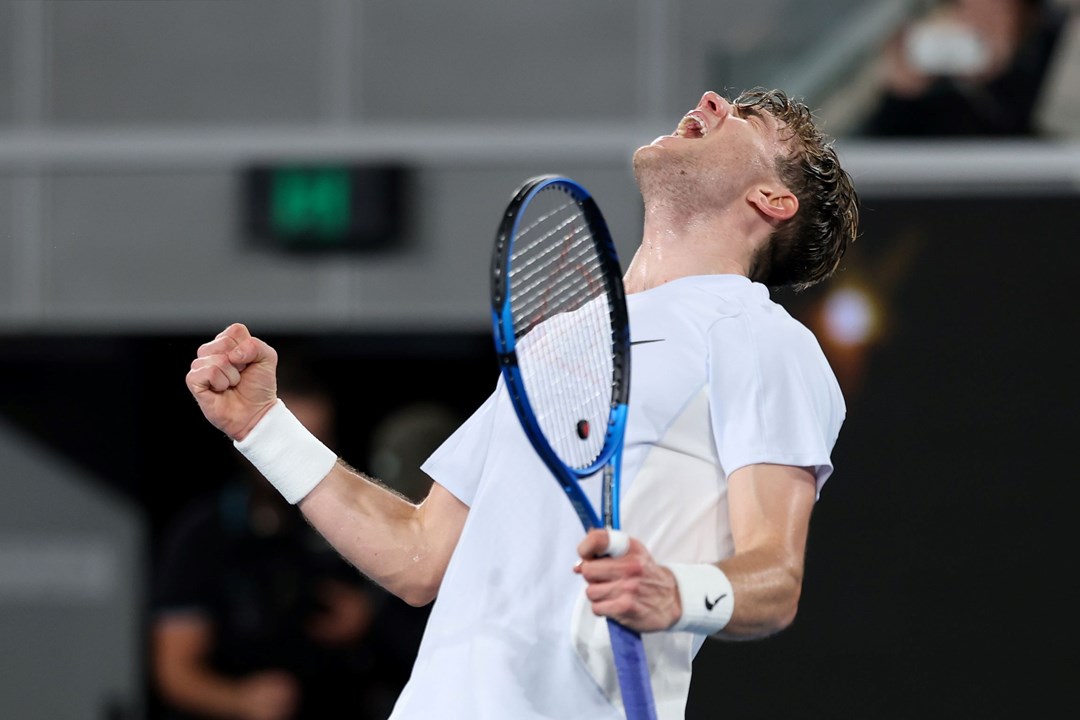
left=606, top=619, right=658, bottom=720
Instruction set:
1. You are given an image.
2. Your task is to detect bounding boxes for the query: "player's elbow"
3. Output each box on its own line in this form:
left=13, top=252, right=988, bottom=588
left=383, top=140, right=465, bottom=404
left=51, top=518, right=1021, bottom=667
left=735, top=563, right=803, bottom=639
left=769, top=566, right=804, bottom=633
left=393, top=563, right=445, bottom=607
left=774, top=596, right=800, bottom=633
left=400, top=581, right=438, bottom=608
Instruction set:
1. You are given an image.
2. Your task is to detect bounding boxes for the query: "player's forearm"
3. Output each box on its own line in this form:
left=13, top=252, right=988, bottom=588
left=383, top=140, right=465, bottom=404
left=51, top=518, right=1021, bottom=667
left=712, top=548, right=803, bottom=640
left=298, top=462, right=455, bottom=606
left=229, top=398, right=462, bottom=605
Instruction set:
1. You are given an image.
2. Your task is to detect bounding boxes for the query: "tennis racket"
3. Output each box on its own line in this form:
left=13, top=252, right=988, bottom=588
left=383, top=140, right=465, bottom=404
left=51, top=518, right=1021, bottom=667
left=490, top=175, right=656, bottom=720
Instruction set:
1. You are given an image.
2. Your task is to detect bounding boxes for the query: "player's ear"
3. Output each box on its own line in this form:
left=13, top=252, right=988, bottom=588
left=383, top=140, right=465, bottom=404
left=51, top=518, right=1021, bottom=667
left=748, top=186, right=798, bottom=221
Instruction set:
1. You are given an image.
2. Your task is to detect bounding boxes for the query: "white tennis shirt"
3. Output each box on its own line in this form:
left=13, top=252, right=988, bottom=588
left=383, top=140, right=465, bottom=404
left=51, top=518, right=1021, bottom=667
left=390, top=274, right=846, bottom=719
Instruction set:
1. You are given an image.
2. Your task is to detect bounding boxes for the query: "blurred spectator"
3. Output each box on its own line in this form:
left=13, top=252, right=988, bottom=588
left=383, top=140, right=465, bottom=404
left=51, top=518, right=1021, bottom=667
left=151, top=358, right=417, bottom=720
left=856, top=0, right=1073, bottom=137
left=367, top=401, right=461, bottom=504
left=1037, top=1, right=1080, bottom=135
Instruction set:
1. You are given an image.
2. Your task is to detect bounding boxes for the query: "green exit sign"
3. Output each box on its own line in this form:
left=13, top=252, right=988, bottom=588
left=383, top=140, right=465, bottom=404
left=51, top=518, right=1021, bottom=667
left=244, top=164, right=407, bottom=252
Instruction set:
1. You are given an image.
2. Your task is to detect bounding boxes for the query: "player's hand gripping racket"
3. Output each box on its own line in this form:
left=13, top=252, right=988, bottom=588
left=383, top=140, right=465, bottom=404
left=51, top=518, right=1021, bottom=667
left=490, top=175, right=657, bottom=720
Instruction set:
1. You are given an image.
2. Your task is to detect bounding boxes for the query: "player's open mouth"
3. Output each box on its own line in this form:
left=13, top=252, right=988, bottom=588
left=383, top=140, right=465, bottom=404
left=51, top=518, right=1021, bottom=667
left=676, top=113, right=707, bottom=139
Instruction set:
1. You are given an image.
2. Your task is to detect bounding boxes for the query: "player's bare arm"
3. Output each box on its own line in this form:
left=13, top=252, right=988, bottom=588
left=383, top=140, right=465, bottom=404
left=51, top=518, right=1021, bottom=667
left=186, top=322, right=469, bottom=608
left=714, top=462, right=817, bottom=639
left=574, top=462, right=816, bottom=638
left=300, top=470, right=468, bottom=607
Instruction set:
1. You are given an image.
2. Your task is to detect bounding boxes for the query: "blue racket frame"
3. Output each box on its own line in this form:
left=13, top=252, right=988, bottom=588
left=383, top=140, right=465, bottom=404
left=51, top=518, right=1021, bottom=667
left=491, top=176, right=657, bottom=720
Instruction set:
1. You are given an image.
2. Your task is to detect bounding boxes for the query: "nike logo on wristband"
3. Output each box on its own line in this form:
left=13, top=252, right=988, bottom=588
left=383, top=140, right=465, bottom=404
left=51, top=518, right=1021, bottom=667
left=704, top=593, right=728, bottom=611
left=630, top=339, right=665, bottom=346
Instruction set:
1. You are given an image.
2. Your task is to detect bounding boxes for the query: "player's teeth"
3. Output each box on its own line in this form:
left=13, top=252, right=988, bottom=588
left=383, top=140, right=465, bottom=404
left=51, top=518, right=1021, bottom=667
left=677, top=115, right=705, bottom=138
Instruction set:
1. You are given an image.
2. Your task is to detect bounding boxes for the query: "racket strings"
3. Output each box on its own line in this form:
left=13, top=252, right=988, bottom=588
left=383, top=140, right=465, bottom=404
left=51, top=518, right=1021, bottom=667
left=510, top=210, right=597, bottom=335
left=508, top=189, right=617, bottom=470
left=523, top=298, right=613, bottom=470
left=512, top=253, right=603, bottom=338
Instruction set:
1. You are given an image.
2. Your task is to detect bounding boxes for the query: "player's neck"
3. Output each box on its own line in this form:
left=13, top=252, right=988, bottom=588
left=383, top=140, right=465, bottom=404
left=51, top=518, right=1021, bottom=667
left=624, top=212, right=754, bottom=294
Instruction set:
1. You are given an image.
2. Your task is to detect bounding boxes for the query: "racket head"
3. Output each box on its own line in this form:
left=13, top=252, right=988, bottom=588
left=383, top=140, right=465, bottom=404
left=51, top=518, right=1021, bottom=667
left=491, top=176, right=630, bottom=491
left=491, top=177, right=657, bottom=720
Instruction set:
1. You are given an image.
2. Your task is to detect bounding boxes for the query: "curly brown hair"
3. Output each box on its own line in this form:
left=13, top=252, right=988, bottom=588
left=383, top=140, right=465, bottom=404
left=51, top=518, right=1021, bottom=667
left=732, top=88, right=860, bottom=292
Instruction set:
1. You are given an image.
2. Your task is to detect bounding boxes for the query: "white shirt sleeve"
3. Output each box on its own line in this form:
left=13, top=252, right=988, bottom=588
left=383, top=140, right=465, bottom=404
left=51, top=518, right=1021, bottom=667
left=706, top=312, right=846, bottom=495
left=419, top=383, right=501, bottom=507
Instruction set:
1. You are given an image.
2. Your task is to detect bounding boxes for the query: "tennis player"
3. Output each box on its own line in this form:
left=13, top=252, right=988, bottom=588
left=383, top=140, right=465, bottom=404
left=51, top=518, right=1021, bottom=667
left=186, top=88, right=859, bottom=719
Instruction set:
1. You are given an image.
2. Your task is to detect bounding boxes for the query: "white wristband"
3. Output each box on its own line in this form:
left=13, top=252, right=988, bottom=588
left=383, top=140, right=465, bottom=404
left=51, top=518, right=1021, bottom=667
left=233, top=399, right=338, bottom=504
left=668, top=563, right=735, bottom=635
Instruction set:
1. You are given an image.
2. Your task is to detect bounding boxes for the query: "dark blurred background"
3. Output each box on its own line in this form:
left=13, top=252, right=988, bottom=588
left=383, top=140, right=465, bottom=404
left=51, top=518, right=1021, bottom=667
left=2, top=1, right=1078, bottom=718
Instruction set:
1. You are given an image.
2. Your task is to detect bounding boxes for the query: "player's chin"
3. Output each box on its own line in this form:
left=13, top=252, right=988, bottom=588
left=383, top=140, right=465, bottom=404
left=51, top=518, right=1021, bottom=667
left=632, top=144, right=663, bottom=174
left=635, top=136, right=687, bottom=164
left=632, top=147, right=678, bottom=193
left=635, top=138, right=671, bottom=160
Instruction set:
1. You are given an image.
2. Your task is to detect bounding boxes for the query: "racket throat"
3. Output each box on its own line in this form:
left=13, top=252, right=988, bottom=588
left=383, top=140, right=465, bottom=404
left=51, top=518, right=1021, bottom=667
left=602, top=464, right=617, bottom=529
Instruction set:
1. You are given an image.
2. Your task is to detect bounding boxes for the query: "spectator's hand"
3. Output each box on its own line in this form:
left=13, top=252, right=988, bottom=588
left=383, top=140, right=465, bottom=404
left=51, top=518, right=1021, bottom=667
left=235, top=670, right=300, bottom=720
left=884, top=0, right=1027, bottom=95
left=186, top=323, right=279, bottom=441
left=881, top=27, right=934, bottom=97
left=574, top=528, right=681, bottom=633
left=306, top=579, right=376, bottom=645
left=954, top=0, right=1026, bottom=82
